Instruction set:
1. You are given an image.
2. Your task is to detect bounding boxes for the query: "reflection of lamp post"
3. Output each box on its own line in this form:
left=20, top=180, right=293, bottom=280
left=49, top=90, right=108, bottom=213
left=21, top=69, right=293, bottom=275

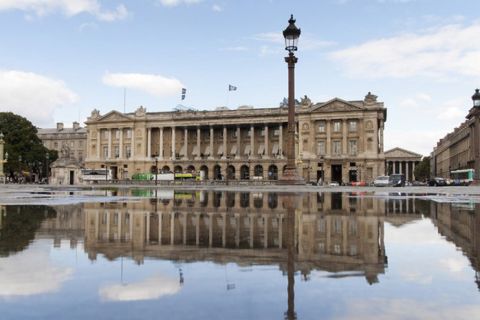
left=152, top=156, right=158, bottom=186
left=279, top=15, right=305, bottom=185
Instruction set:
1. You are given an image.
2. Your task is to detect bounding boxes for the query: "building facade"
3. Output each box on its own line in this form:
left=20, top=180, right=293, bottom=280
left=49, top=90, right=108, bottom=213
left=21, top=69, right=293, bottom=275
left=384, top=147, right=422, bottom=182
left=37, top=122, right=87, bottom=165
left=84, top=93, right=387, bottom=184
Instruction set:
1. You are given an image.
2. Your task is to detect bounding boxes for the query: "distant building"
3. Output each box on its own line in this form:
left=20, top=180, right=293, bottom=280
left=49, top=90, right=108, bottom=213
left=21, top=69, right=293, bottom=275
left=384, top=147, right=422, bottom=181
left=37, top=122, right=87, bottom=165
left=84, top=92, right=387, bottom=184
left=430, top=89, right=480, bottom=179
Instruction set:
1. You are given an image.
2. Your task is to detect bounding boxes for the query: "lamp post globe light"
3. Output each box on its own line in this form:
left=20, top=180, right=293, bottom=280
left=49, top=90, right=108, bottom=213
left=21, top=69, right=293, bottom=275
left=279, top=15, right=305, bottom=185
left=473, top=88, right=480, bottom=107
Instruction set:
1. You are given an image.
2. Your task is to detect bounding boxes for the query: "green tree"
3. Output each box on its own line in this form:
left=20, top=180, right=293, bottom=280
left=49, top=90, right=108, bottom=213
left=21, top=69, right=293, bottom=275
left=414, top=156, right=431, bottom=181
left=0, top=112, right=57, bottom=182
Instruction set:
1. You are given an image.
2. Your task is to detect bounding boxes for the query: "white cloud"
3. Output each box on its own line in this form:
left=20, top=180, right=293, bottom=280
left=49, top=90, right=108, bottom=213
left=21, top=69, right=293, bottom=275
left=157, top=0, right=202, bottom=7
left=0, top=242, right=73, bottom=298
left=212, top=4, right=222, bottom=12
left=399, top=93, right=431, bottom=108
left=102, top=72, right=184, bottom=97
left=331, top=22, right=480, bottom=79
left=99, top=274, right=181, bottom=301
left=0, top=0, right=129, bottom=21
left=440, top=257, right=468, bottom=273
left=220, top=46, right=249, bottom=52
left=0, top=70, right=78, bottom=127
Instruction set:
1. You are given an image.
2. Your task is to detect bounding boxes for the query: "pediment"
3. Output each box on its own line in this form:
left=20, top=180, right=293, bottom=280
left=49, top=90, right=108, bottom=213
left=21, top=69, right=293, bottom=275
left=311, top=98, right=364, bottom=113
left=97, top=111, right=133, bottom=122
left=384, top=147, right=422, bottom=159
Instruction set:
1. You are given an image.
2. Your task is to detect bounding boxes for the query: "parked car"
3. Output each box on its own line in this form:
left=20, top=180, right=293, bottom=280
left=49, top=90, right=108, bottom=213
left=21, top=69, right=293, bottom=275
left=389, top=174, right=405, bottom=187
left=373, top=176, right=390, bottom=187
left=429, top=177, right=447, bottom=186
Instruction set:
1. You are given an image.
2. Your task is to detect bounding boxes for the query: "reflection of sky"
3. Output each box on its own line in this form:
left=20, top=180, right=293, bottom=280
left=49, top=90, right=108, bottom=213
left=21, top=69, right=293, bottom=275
left=1, top=212, right=480, bottom=319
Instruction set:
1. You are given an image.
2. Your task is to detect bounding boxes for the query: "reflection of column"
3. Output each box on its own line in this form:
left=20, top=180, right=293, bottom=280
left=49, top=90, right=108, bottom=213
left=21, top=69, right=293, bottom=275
left=196, top=213, right=200, bottom=246
left=235, top=213, right=240, bottom=248
left=249, top=214, right=254, bottom=248
left=158, top=212, right=163, bottom=245
left=264, top=215, right=268, bottom=248
left=222, top=213, right=226, bottom=248
left=279, top=214, right=283, bottom=248
left=170, top=212, right=175, bottom=245
left=95, top=210, right=100, bottom=240
left=146, top=213, right=150, bottom=243
left=183, top=213, right=187, bottom=245
left=284, top=195, right=297, bottom=320
left=209, top=213, right=213, bottom=247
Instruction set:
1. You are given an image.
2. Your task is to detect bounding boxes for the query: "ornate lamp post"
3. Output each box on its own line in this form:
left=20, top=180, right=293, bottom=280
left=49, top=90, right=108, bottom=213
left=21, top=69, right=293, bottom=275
left=279, top=15, right=305, bottom=185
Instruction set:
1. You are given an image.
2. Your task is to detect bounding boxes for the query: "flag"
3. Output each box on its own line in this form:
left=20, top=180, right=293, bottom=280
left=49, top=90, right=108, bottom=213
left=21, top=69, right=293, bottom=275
left=181, top=88, right=186, bottom=100
left=228, top=84, right=237, bottom=91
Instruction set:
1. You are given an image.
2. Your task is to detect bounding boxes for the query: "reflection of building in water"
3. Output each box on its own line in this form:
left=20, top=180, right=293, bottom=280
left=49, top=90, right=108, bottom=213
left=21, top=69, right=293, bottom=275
left=37, top=204, right=85, bottom=249
left=84, top=192, right=386, bottom=283
left=430, top=202, right=480, bottom=290
left=383, top=194, right=423, bottom=226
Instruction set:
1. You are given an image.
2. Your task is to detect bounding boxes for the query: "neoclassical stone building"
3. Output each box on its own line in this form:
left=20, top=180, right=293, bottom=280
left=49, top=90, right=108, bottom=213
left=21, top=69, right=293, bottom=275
left=37, top=122, right=87, bottom=164
left=84, top=93, right=387, bottom=184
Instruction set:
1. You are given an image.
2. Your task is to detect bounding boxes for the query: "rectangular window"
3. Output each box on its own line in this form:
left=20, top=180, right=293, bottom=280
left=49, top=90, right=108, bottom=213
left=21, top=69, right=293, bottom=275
left=126, top=129, right=132, bottom=138
left=103, top=146, right=108, bottom=158
left=125, top=145, right=131, bottom=158
left=78, top=141, right=83, bottom=147
left=317, top=141, right=325, bottom=155
left=70, top=141, right=74, bottom=148
left=333, top=121, right=341, bottom=132
left=349, top=120, right=357, bottom=132
left=333, top=141, right=341, bottom=155
left=103, top=129, right=108, bottom=139
left=349, top=140, right=358, bottom=155
left=318, top=121, right=325, bottom=133
left=115, top=129, right=120, bottom=139
left=78, top=151, right=83, bottom=162
left=114, top=146, right=119, bottom=158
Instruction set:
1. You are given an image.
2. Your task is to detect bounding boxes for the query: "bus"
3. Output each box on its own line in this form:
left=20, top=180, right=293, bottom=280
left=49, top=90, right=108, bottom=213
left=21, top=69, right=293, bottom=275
left=450, top=169, right=474, bottom=185
left=81, top=169, right=112, bottom=183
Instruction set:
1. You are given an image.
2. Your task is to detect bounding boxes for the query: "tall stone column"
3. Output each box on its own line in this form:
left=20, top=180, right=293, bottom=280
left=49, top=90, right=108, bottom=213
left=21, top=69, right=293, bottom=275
left=236, top=126, right=241, bottom=159
left=379, top=121, right=384, bottom=153
left=250, top=125, right=255, bottom=158
left=171, top=127, right=176, bottom=160
left=209, top=126, right=214, bottom=160
left=159, top=127, right=164, bottom=160
left=342, top=119, right=347, bottom=156
left=108, top=129, right=112, bottom=159
left=196, top=126, right=201, bottom=160
left=264, top=124, right=269, bottom=158
left=412, top=162, right=416, bottom=181
left=279, top=124, right=283, bottom=158
left=326, top=120, right=331, bottom=156
left=222, top=126, right=227, bottom=159
left=131, top=128, right=135, bottom=159
left=147, top=128, right=152, bottom=158
left=96, top=129, right=101, bottom=159
left=119, top=129, right=123, bottom=158
left=406, top=161, right=410, bottom=181
left=184, top=127, right=188, bottom=159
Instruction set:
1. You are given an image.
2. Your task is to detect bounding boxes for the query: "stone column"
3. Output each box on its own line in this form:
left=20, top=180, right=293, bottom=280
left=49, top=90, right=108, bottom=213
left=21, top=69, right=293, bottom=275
left=264, top=124, right=269, bottom=158
left=147, top=128, right=152, bottom=158
left=236, top=126, right=241, bottom=159
left=119, top=129, right=123, bottom=158
left=108, top=129, right=112, bottom=159
left=222, top=126, right=227, bottom=159
left=379, top=122, right=384, bottom=153
left=196, top=126, right=201, bottom=160
left=171, top=127, right=176, bottom=160
left=399, top=161, right=403, bottom=174
left=159, top=127, right=164, bottom=160
left=326, top=120, right=331, bottom=156
left=406, top=161, right=410, bottom=181
left=96, top=129, right=101, bottom=159
left=209, top=126, right=214, bottom=159
left=412, top=162, right=416, bottom=181
left=250, top=125, right=255, bottom=158
left=342, top=119, right=347, bottom=156
left=131, top=128, right=135, bottom=159
left=279, top=124, right=283, bottom=158
left=184, top=128, right=188, bottom=159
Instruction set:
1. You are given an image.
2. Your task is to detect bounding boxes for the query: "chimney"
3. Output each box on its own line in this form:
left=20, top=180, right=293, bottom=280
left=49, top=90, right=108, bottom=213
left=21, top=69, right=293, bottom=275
left=73, top=122, right=80, bottom=130
left=56, top=122, right=64, bottom=131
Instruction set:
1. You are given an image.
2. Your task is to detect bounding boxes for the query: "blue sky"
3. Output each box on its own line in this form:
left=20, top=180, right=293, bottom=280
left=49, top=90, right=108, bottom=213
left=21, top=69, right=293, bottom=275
left=0, top=0, right=479, bottom=155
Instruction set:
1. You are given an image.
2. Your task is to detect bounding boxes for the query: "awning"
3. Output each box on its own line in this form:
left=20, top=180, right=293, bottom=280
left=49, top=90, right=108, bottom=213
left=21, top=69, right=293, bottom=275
left=272, top=143, right=279, bottom=155
left=230, top=145, right=237, bottom=155
left=179, top=145, right=186, bottom=156
left=204, top=145, right=211, bottom=156
left=217, top=145, right=224, bottom=155
left=244, top=145, right=251, bottom=155
left=192, top=145, right=199, bottom=156
left=257, top=144, right=265, bottom=155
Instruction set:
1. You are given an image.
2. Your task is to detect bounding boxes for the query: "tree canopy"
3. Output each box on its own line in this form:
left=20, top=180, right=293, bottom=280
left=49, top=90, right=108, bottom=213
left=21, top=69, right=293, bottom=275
left=0, top=112, right=57, bottom=181
left=414, top=156, right=431, bottom=181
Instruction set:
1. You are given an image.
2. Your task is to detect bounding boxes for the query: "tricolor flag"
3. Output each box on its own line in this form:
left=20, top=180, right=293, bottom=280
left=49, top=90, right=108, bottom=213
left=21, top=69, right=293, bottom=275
left=181, top=88, right=187, bottom=100
left=228, top=84, right=237, bottom=91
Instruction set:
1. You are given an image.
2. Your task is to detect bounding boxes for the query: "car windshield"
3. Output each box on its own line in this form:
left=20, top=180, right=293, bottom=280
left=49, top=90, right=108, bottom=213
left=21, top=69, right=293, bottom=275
left=378, top=176, right=389, bottom=180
